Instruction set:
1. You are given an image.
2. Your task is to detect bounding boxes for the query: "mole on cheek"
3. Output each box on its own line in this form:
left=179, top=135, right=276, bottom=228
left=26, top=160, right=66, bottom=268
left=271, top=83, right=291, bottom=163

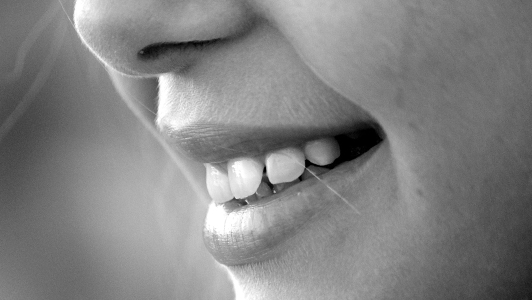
left=407, top=122, right=420, bottom=132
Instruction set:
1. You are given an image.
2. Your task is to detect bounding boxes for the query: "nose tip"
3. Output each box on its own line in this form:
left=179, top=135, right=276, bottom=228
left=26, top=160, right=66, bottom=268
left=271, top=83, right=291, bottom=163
left=74, top=0, right=252, bottom=76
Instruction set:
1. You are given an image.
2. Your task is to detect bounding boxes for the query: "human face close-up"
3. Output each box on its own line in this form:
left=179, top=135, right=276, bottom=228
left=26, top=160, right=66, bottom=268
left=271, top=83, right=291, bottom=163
left=74, top=0, right=532, bottom=299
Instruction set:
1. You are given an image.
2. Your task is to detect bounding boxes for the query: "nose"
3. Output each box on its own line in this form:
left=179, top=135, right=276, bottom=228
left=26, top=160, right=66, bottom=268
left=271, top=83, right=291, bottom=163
left=74, top=0, right=253, bottom=76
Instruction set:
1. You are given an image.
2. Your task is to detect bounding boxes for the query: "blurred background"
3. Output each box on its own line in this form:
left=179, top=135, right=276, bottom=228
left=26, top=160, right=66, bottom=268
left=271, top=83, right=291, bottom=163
left=0, top=1, right=233, bottom=299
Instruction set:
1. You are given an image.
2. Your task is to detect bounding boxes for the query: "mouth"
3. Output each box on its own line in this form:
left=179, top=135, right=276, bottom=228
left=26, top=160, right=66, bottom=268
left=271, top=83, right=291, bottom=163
left=202, top=125, right=385, bottom=266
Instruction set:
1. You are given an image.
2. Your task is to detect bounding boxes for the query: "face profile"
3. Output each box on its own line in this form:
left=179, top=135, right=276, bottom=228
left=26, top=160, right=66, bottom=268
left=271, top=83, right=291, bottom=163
left=74, top=0, right=532, bottom=299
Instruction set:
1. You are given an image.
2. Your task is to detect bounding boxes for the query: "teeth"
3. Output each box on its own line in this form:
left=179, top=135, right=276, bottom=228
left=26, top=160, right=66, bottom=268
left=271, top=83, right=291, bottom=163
left=227, top=157, right=264, bottom=199
left=205, top=163, right=234, bottom=204
left=207, top=137, right=344, bottom=203
left=265, top=147, right=305, bottom=184
left=303, top=137, right=340, bottom=166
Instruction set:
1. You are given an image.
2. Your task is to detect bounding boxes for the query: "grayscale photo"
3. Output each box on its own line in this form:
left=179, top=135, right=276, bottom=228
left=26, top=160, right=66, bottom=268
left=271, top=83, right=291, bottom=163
left=1, top=0, right=531, bottom=299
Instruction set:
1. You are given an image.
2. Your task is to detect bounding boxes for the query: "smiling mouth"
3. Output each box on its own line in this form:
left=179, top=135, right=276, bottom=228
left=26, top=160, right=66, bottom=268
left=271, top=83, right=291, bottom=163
left=205, top=126, right=383, bottom=208
left=202, top=125, right=385, bottom=266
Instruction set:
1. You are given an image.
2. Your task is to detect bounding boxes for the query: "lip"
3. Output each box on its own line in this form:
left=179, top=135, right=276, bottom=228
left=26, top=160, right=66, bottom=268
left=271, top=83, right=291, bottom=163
left=203, top=138, right=386, bottom=266
left=161, top=123, right=376, bottom=163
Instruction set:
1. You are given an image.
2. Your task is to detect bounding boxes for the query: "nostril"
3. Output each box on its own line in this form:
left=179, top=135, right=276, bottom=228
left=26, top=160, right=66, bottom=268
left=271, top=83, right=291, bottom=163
left=74, top=0, right=253, bottom=76
left=138, top=39, right=221, bottom=61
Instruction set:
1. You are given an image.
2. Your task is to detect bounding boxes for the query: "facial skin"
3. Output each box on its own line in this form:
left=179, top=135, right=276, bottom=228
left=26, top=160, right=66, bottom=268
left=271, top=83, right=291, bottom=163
left=74, top=0, right=532, bottom=299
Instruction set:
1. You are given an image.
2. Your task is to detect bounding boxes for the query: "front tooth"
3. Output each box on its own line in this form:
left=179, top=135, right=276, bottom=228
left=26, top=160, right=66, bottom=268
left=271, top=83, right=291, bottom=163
left=266, top=147, right=305, bottom=184
left=303, top=137, right=340, bottom=166
left=205, top=163, right=234, bottom=204
left=228, top=157, right=264, bottom=199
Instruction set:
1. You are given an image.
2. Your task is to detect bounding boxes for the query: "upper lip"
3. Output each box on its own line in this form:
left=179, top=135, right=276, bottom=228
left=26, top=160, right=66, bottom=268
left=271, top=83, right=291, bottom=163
left=159, top=122, right=376, bottom=163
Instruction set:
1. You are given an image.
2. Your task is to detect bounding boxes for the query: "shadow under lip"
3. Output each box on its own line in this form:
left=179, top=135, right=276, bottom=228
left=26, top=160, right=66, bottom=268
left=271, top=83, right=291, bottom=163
left=202, top=139, right=386, bottom=266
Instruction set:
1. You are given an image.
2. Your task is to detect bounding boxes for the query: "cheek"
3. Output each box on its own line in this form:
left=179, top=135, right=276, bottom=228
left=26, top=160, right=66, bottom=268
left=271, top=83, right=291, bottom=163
left=258, top=0, right=409, bottom=119
left=262, top=0, right=526, bottom=128
left=264, top=0, right=532, bottom=172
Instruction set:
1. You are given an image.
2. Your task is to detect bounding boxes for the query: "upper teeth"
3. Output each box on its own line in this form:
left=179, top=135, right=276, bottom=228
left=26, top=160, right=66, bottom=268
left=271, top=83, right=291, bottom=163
left=204, top=137, right=341, bottom=204
left=228, top=156, right=264, bottom=200
left=266, top=147, right=305, bottom=184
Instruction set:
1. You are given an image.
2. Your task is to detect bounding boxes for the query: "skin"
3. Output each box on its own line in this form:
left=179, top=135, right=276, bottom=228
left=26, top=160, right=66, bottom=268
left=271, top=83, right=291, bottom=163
left=74, top=0, right=532, bottom=299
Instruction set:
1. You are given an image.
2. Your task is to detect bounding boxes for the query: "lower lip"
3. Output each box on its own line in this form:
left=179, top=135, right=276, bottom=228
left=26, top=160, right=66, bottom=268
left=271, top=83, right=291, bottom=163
left=203, top=140, right=386, bottom=266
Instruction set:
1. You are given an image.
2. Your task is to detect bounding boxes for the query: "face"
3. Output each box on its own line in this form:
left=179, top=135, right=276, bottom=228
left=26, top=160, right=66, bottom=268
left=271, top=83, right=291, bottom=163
left=74, top=0, right=532, bottom=299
